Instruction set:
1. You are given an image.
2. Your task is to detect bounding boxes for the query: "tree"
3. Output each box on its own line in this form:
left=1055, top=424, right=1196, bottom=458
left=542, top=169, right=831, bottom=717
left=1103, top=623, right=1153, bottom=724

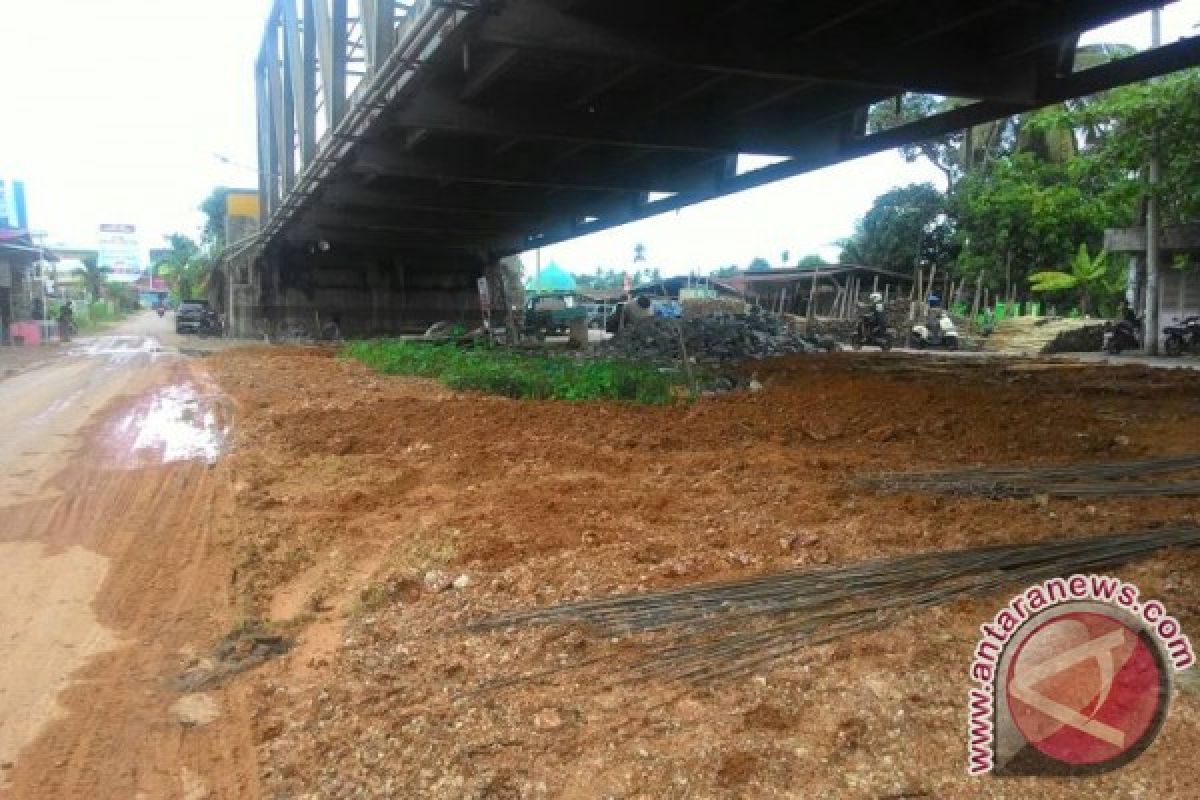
left=80, top=255, right=107, bottom=301
left=867, top=44, right=1136, bottom=188
left=868, top=95, right=1006, bottom=187
left=158, top=233, right=211, bottom=301
left=746, top=257, right=772, bottom=272
left=837, top=183, right=955, bottom=273
left=633, top=242, right=647, bottom=264
left=953, top=154, right=1130, bottom=300
left=199, top=188, right=230, bottom=252
left=710, top=264, right=740, bottom=278
left=780, top=249, right=791, bottom=266
left=105, top=279, right=140, bottom=312
left=1058, top=69, right=1200, bottom=225
left=574, top=267, right=626, bottom=290
left=1029, top=244, right=1124, bottom=314
left=797, top=254, right=828, bottom=268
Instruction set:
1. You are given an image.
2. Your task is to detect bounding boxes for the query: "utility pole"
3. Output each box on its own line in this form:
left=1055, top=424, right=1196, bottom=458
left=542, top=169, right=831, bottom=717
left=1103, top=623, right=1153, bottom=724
left=1144, top=6, right=1163, bottom=354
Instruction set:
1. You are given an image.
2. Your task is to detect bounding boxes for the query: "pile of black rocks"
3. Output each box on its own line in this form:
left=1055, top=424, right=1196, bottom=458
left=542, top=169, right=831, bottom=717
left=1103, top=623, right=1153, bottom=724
left=605, top=307, right=836, bottom=363
left=1041, top=323, right=1107, bottom=354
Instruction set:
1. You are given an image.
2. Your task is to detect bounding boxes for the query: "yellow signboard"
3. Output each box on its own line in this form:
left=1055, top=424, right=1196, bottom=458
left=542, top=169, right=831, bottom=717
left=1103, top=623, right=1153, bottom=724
left=225, top=191, right=260, bottom=219
left=225, top=190, right=261, bottom=244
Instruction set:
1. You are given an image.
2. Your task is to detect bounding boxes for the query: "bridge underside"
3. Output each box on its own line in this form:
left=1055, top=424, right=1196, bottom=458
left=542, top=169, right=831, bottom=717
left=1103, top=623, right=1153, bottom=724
left=235, top=0, right=1200, bottom=336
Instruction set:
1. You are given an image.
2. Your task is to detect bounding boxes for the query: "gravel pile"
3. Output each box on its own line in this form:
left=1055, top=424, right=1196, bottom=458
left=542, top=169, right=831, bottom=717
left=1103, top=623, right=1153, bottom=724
left=605, top=307, right=834, bottom=362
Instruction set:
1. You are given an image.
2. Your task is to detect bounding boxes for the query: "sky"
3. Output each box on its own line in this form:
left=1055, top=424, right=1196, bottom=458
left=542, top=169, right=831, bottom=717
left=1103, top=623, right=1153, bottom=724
left=0, top=0, right=1196, bottom=269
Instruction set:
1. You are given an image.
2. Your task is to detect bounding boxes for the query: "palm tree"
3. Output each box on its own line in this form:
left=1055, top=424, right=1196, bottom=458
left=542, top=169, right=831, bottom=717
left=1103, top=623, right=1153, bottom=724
left=81, top=256, right=107, bottom=302
left=159, top=233, right=211, bottom=301
left=1029, top=244, right=1123, bottom=315
left=633, top=242, right=647, bottom=263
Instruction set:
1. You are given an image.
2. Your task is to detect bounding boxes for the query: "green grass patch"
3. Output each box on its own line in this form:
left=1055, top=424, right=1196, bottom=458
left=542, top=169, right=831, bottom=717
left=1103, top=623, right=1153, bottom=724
left=342, top=340, right=684, bottom=404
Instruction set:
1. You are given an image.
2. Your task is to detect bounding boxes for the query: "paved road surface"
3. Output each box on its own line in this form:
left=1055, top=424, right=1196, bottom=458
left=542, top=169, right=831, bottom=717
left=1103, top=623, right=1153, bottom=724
left=0, top=312, right=258, bottom=800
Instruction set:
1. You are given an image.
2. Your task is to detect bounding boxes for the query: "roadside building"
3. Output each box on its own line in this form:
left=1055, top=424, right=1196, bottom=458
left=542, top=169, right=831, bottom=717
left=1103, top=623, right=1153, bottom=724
left=0, top=179, right=46, bottom=344
left=714, top=264, right=913, bottom=317
left=133, top=274, right=169, bottom=308
left=45, top=247, right=99, bottom=304
left=0, top=231, right=60, bottom=345
left=1105, top=224, right=1200, bottom=349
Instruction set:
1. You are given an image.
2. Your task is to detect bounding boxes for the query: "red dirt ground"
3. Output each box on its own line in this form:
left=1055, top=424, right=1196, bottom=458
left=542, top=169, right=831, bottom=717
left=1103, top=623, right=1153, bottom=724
left=210, top=348, right=1200, bottom=799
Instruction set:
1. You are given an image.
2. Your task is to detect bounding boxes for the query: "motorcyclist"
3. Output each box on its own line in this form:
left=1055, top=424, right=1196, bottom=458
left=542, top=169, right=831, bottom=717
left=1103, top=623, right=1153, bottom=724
left=1120, top=300, right=1139, bottom=326
left=57, top=301, right=76, bottom=343
left=866, top=291, right=886, bottom=337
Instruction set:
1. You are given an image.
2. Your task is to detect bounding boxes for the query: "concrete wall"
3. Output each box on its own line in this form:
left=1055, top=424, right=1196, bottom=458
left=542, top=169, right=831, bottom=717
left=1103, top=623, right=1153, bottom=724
left=1160, top=265, right=1200, bottom=341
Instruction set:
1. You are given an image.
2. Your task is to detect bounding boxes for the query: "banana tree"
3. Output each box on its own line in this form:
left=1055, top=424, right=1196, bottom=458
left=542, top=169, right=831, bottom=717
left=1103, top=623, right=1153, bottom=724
left=1028, top=244, right=1124, bottom=315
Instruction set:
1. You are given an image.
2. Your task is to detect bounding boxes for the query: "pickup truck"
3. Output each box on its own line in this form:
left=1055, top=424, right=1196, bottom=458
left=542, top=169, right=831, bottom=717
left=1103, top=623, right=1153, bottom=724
left=176, top=300, right=215, bottom=334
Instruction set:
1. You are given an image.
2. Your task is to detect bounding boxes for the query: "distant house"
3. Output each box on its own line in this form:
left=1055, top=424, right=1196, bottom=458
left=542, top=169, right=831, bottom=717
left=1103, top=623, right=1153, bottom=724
left=714, top=264, right=913, bottom=316
left=133, top=274, right=169, bottom=308
left=0, top=230, right=55, bottom=343
left=46, top=247, right=100, bottom=303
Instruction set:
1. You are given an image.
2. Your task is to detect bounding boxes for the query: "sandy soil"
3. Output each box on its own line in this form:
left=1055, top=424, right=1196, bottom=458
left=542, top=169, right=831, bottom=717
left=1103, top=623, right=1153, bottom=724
left=0, top=314, right=259, bottom=800
left=204, top=347, right=1200, bottom=799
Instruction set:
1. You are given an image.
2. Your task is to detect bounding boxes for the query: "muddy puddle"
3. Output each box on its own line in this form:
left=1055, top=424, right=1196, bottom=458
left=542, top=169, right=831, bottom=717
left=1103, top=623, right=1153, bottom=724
left=104, top=381, right=230, bottom=467
left=68, top=335, right=165, bottom=360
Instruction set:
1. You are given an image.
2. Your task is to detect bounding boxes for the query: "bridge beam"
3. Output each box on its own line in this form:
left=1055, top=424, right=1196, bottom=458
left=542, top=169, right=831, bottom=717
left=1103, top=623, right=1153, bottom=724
left=470, top=0, right=1044, bottom=102
left=390, top=86, right=786, bottom=155
left=351, top=143, right=705, bottom=194
left=301, top=206, right=523, bottom=237
left=318, top=185, right=550, bottom=219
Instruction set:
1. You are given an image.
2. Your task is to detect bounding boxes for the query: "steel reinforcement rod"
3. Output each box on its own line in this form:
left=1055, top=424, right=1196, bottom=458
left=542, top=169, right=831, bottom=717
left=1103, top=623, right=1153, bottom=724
left=470, top=527, right=1200, bottom=635
left=858, top=453, right=1200, bottom=491
left=465, top=527, right=1200, bottom=689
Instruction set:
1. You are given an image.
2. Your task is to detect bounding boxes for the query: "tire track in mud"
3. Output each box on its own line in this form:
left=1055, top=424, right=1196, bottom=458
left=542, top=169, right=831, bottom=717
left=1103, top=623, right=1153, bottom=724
left=0, top=361, right=261, bottom=800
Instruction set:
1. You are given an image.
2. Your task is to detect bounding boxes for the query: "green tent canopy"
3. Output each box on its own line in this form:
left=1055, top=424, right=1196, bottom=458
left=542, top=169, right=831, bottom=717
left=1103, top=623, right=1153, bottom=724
left=524, top=262, right=576, bottom=293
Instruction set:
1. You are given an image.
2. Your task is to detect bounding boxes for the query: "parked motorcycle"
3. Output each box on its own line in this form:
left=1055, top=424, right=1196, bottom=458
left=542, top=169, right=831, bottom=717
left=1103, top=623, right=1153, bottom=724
left=851, top=312, right=894, bottom=351
left=1103, top=315, right=1141, bottom=354
left=1163, top=315, right=1200, bottom=356
left=909, top=311, right=960, bottom=350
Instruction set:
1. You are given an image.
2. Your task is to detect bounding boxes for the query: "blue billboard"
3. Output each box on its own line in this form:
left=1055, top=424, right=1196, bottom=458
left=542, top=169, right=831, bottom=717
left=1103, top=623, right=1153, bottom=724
left=0, top=179, right=28, bottom=231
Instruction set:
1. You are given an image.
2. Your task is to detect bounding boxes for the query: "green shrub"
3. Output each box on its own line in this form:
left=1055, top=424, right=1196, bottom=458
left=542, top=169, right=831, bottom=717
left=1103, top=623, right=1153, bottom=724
left=342, top=340, right=683, bottom=405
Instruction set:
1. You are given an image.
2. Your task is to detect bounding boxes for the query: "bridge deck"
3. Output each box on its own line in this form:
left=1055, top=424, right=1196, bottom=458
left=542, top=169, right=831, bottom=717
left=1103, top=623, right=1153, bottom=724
left=253, top=0, right=1198, bottom=266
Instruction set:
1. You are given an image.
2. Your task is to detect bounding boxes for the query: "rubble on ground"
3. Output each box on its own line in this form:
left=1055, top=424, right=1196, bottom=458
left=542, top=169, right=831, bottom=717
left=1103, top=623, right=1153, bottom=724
left=174, top=620, right=292, bottom=691
left=1042, top=323, right=1107, bottom=354
left=604, top=307, right=837, bottom=362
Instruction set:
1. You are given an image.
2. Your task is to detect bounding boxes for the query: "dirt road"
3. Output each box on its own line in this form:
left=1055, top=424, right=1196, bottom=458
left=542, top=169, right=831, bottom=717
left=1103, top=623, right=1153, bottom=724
left=0, top=312, right=259, bottom=799
left=4, top=320, right=1200, bottom=798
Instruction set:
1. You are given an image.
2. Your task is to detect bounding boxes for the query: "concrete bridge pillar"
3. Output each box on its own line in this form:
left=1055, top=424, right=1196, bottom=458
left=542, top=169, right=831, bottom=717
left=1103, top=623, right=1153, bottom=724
left=217, top=242, right=486, bottom=338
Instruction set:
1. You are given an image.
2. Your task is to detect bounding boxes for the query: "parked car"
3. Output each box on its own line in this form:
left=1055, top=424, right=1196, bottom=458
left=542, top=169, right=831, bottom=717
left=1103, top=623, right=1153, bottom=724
left=520, top=293, right=587, bottom=340
left=176, top=300, right=214, bottom=334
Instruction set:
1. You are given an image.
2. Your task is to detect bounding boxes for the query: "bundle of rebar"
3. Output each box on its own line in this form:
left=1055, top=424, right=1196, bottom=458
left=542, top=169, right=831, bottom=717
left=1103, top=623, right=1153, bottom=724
left=469, top=527, right=1200, bottom=688
left=857, top=454, right=1200, bottom=499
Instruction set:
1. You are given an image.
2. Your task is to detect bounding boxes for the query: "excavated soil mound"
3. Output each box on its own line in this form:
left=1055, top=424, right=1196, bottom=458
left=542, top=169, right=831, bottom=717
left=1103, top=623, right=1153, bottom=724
left=211, top=347, right=1200, bottom=799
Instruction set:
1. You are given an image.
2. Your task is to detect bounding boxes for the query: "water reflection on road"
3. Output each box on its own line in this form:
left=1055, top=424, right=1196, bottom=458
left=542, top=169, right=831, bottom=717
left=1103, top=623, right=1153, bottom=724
left=108, top=381, right=229, bottom=467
